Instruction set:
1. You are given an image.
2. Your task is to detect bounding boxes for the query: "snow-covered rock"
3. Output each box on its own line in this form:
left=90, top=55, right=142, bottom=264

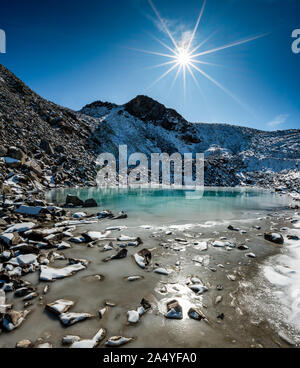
left=15, top=205, right=43, bottom=216
left=59, top=312, right=93, bottom=326
left=46, top=299, right=75, bottom=315
left=105, top=336, right=134, bottom=347
left=40, top=263, right=86, bottom=281
left=4, top=222, right=36, bottom=233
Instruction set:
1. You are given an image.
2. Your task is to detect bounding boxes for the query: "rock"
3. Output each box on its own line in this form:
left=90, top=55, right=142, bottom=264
left=0, top=304, right=12, bottom=313
left=215, top=296, right=223, bottom=304
left=193, top=241, right=208, bottom=251
left=65, top=194, right=84, bottom=207
left=98, top=307, right=108, bottom=319
left=97, top=210, right=113, bottom=219
left=57, top=241, right=71, bottom=250
left=105, top=301, right=116, bottom=307
left=11, top=244, right=40, bottom=255
left=188, top=307, right=206, bottom=321
left=62, top=335, right=81, bottom=345
left=0, top=146, right=7, bottom=156
left=246, top=252, right=256, bottom=258
left=112, top=211, right=127, bottom=220
left=73, top=212, right=87, bottom=219
left=103, top=243, right=113, bottom=251
left=192, top=256, right=203, bottom=264
left=15, top=287, right=35, bottom=297
left=154, top=267, right=169, bottom=275
left=0, top=250, right=12, bottom=261
left=124, top=275, right=144, bottom=281
left=165, top=299, right=183, bottom=320
left=191, top=277, right=201, bottom=284
left=228, top=225, right=239, bottom=231
left=225, top=241, right=236, bottom=248
left=23, top=292, right=38, bottom=301
left=9, top=254, right=37, bottom=266
left=40, top=263, right=86, bottom=281
left=264, top=232, right=284, bottom=244
left=37, top=343, right=52, bottom=348
left=46, top=299, right=75, bottom=315
left=69, top=236, right=86, bottom=243
left=128, top=238, right=143, bottom=246
left=83, top=198, right=98, bottom=207
left=40, top=139, right=54, bottom=155
left=68, top=258, right=89, bottom=267
left=117, top=235, right=138, bottom=242
left=212, top=241, right=225, bottom=248
left=127, top=310, right=140, bottom=324
left=105, top=336, right=134, bottom=347
left=175, top=238, right=187, bottom=243
left=24, top=159, right=43, bottom=177
left=15, top=205, right=43, bottom=216
left=2, top=310, right=31, bottom=331
left=7, top=146, right=26, bottom=162
left=70, top=328, right=106, bottom=348
left=287, top=235, right=299, bottom=240
left=16, top=339, right=33, bottom=348
left=43, top=285, right=49, bottom=294
left=84, top=230, right=111, bottom=241
left=106, top=226, right=127, bottom=231
left=134, top=248, right=151, bottom=268
left=189, top=285, right=208, bottom=295
left=0, top=231, right=21, bottom=246
left=238, top=244, right=249, bottom=250
left=59, top=312, right=94, bottom=326
left=110, top=248, right=127, bottom=260
left=140, top=298, right=151, bottom=312
left=4, top=222, right=36, bottom=234
left=227, top=274, right=236, bottom=281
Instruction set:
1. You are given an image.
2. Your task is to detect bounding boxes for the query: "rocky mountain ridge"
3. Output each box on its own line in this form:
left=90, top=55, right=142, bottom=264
left=0, top=63, right=299, bottom=192
left=81, top=95, right=300, bottom=190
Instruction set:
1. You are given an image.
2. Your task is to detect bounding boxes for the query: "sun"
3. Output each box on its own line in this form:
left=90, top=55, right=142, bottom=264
left=132, top=0, right=267, bottom=109
left=175, top=47, right=192, bottom=66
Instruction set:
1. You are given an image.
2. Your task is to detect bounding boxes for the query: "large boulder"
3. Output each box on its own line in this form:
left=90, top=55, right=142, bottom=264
left=83, top=198, right=98, bottom=208
left=65, top=194, right=84, bottom=207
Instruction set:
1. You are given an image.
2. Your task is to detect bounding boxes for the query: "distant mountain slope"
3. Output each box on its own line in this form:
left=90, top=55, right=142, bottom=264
left=81, top=95, right=300, bottom=189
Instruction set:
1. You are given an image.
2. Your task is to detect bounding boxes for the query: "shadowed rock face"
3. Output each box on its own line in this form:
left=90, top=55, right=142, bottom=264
left=81, top=100, right=117, bottom=112
left=125, top=95, right=186, bottom=127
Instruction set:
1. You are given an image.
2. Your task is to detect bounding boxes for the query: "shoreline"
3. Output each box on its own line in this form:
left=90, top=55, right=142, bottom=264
left=1, top=182, right=299, bottom=348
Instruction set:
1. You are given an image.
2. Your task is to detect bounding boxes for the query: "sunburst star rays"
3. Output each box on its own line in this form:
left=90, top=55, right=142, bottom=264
left=135, top=0, right=267, bottom=113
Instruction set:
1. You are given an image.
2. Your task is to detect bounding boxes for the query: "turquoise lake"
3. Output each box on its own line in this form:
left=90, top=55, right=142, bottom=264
left=47, top=187, right=290, bottom=225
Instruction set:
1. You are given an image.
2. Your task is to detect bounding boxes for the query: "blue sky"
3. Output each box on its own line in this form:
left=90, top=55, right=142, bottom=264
left=0, top=0, right=299, bottom=130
